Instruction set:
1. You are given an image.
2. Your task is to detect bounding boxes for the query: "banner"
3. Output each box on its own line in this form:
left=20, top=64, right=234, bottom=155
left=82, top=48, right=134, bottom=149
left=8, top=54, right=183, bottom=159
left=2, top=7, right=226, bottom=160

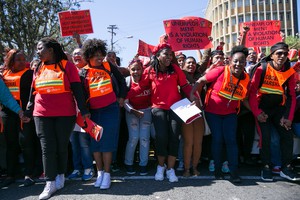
left=137, top=40, right=155, bottom=57
left=163, top=17, right=213, bottom=51
left=58, top=9, right=93, bottom=37
left=240, top=20, right=281, bottom=47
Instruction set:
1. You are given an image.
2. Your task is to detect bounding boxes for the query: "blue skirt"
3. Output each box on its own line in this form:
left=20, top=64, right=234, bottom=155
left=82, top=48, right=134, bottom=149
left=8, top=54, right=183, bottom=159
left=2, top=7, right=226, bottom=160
left=90, top=102, right=120, bottom=152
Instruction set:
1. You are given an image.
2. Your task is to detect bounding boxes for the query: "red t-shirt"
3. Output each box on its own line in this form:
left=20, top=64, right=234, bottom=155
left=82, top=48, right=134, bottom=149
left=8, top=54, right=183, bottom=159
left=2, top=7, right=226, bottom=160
left=127, top=64, right=191, bottom=110
left=204, top=66, right=240, bottom=115
left=33, top=61, right=79, bottom=117
left=128, top=77, right=151, bottom=110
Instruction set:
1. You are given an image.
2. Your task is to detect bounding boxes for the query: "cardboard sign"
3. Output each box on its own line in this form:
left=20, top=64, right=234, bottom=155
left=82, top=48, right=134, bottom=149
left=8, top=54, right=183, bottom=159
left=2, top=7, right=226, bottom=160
left=58, top=9, right=93, bottom=37
left=163, top=17, right=213, bottom=51
left=76, top=113, right=103, bottom=142
left=240, top=20, right=281, bottom=47
left=137, top=40, right=155, bottom=57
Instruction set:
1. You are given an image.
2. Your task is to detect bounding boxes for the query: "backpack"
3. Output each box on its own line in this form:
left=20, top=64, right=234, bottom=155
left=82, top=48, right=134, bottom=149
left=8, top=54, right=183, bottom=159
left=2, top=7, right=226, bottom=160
left=248, top=58, right=267, bottom=89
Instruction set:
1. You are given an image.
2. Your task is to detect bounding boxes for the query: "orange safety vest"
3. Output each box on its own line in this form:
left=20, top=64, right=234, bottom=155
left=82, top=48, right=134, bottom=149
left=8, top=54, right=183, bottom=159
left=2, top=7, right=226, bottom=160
left=3, top=68, right=29, bottom=100
left=218, top=65, right=249, bottom=101
left=259, top=63, right=295, bottom=95
left=34, top=60, right=70, bottom=94
left=85, top=62, right=114, bottom=98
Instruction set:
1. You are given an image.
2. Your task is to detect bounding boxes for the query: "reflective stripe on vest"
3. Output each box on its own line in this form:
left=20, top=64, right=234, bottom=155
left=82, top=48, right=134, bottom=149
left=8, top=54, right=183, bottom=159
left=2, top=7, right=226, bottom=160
left=259, top=63, right=295, bottom=95
left=3, top=68, right=28, bottom=100
left=218, top=65, right=249, bottom=101
left=34, top=60, right=69, bottom=94
left=85, top=62, right=114, bottom=98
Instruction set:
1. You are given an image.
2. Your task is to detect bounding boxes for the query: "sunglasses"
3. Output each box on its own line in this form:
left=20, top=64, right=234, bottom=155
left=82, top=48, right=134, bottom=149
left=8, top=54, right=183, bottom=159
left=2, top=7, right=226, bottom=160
left=274, top=51, right=288, bottom=56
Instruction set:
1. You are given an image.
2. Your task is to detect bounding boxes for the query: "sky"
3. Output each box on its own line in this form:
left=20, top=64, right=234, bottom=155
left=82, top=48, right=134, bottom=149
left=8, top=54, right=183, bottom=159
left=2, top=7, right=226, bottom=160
left=79, top=0, right=300, bottom=67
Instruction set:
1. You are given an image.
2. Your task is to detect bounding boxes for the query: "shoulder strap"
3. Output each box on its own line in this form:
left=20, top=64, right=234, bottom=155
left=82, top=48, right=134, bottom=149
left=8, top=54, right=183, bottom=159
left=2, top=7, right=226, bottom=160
left=258, top=62, right=267, bottom=89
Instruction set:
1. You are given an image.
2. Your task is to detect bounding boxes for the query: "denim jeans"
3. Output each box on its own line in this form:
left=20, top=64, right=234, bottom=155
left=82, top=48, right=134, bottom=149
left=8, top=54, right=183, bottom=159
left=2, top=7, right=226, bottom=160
left=70, top=131, right=93, bottom=170
left=293, top=123, right=300, bottom=138
left=270, top=125, right=281, bottom=167
left=205, top=112, right=238, bottom=172
left=124, top=108, right=151, bottom=166
left=258, top=106, right=293, bottom=168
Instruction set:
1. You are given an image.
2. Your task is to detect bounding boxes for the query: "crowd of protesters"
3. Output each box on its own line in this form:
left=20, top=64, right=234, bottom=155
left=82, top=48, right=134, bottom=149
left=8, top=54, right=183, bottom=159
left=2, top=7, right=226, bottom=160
left=0, top=26, right=300, bottom=199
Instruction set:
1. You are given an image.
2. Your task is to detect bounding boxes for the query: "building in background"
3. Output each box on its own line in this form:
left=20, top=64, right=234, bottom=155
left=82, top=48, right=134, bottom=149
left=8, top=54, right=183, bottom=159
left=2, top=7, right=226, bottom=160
left=205, top=0, right=299, bottom=52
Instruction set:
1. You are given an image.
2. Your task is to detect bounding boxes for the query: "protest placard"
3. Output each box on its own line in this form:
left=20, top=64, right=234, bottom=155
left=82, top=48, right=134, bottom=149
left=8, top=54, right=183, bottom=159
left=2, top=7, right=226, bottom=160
left=170, top=98, right=202, bottom=124
left=58, top=9, right=93, bottom=37
left=240, top=20, right=281, bottom=47
left=137, top=39, right=155, bottom=57
left=163, top=16, right=213, bottom=51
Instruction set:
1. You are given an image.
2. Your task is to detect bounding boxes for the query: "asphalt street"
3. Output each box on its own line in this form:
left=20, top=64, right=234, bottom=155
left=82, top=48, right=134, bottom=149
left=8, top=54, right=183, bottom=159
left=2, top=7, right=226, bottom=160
left=1, top=160, right=300, bottom=200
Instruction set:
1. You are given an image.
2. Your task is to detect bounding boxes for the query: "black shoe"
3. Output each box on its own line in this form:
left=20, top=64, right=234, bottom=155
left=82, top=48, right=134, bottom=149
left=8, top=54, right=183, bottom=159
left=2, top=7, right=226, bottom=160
left=261, top=166, right=273, bottom=182
left=214, top=170, right=224, bottom=180
left=140, top=166, right=148, bottom=176
left=125, top=164, right=136, bottom=175
left=0, top=177, right=15, bottom=188
left=23, top=178, right=35, bottom=187
left=111, top=162, right=120, bottom=172
left=230, top=171, right=241, bottom=183
left=280, top=166, right=300, bottom=181
left=244, top=158, right=257, bottom=166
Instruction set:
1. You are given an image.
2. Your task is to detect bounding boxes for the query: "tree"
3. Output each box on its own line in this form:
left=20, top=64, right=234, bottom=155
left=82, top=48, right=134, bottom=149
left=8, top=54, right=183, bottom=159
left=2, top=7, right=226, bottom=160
left=285, top=35, right=300, bottom=50
left=0, top=0, right=91, bottom=62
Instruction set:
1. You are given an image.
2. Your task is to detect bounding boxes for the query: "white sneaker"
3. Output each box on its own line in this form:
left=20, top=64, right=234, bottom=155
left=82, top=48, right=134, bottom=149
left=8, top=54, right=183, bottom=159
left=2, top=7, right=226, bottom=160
left=94, top=171, right=104, bottom=187
left=39, top=181, right=57, bottom=200
left=55, top=174, right=65, bottom=190
left=166, top=168, right=178, bottom=182
left=155, top=165, right=166, bottom=181
left=100, top=172, right=111, bottom=189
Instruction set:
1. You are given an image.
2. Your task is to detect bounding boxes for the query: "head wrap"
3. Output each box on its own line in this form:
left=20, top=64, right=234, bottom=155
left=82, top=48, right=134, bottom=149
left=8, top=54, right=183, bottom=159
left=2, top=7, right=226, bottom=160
left=152, top=43, right=172, bottom=55
left=270, top=42, right=289, bottom=55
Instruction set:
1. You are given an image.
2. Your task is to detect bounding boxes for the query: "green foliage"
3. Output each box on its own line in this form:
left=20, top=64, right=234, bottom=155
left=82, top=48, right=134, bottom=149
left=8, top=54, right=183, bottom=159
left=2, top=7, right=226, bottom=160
left=0, top=0, right=91, bottom=62
left=285, top=35, right=300, bottom=50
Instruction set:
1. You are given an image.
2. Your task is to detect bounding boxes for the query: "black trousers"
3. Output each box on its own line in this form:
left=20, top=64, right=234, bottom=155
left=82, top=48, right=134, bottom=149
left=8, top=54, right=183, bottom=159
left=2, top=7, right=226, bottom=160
left=152, top=108, right=182, bottom=157
left=34, top=116, right=76, bottom=181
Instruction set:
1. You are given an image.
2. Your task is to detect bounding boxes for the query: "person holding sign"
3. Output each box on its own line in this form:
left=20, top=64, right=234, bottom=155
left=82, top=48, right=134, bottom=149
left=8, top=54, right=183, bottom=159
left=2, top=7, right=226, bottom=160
left=80, top=38, right=127, bottom=189
left=25, top=37, right=90, bottom=200
left=190, top=45, right=250, bottom=183
left=127, top=43, right=193, bottom=182
left=248, top=42, right=300, bottom=182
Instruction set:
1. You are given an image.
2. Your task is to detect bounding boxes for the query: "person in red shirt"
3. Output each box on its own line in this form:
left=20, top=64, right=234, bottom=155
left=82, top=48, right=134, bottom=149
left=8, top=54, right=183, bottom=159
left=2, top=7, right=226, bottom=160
left=127, top=43, right=192, bottom=182
left=123, top=59, right=152, bottom=175
left=248, top=42, right=300, bottom=182
left=25, top=37, right=89, bottom=200
left=190, top=45, right=250, bottom=183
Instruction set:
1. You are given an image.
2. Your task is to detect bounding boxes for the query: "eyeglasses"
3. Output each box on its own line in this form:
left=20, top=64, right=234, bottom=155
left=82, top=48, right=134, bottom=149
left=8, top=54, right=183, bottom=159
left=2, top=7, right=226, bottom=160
left=274, top=51, right=288, bottom=57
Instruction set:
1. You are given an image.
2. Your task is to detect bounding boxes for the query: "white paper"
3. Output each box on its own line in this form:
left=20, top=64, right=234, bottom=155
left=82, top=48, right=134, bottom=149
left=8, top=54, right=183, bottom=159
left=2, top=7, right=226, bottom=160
left=170, top=98, right=202, bottom=124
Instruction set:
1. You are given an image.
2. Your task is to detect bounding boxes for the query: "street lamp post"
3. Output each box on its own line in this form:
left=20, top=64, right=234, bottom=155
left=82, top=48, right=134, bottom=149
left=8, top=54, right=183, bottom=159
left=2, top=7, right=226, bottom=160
left=111, top=35, right=133, bottom=51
